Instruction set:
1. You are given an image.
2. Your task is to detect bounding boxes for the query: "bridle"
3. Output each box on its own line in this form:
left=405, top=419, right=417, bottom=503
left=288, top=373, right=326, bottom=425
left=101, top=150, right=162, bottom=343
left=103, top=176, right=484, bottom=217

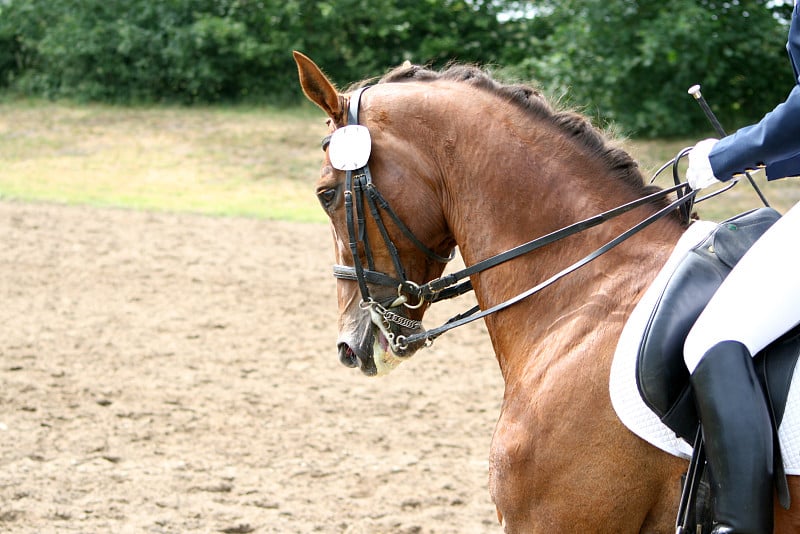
left=328, top=86, right=698, bottom=354
left=331, top=87, right=455, bottom=352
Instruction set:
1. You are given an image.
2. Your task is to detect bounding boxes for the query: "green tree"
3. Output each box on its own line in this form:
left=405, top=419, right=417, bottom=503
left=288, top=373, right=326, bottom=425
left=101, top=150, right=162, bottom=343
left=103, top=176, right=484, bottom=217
left=0, top=0, right=531, bottom=102
left=2, top=0, right=792, bottom=138
left=0, top=0, right=305, bottom=102
left=289, top=0, right=518, bottom=87
left=523, top=0, right=795, bottom=137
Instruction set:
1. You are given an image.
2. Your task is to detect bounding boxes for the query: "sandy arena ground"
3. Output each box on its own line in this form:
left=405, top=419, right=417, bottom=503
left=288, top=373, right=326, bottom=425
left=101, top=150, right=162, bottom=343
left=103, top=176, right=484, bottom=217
left=0, top=200, right=504, bottom=533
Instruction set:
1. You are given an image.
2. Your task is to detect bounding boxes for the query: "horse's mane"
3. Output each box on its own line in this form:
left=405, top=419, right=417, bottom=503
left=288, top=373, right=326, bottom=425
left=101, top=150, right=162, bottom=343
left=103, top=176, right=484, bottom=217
left=355, top=63, right=673, bottom=212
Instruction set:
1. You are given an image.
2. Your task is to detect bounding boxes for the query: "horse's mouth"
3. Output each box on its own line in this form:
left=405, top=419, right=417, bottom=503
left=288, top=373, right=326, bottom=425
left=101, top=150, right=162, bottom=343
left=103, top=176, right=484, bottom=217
left=337, top=319, right=423, bottom=376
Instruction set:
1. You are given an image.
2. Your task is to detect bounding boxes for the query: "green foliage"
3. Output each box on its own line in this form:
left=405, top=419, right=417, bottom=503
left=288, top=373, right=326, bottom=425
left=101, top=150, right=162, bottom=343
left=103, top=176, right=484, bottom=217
left=0, top=0, right=795, bottom=136
left=278, top=0, right=521, bottom=87
left=0, top=0, right=301, bottom=103
left=523, top=0, right=796, bottom=137
left=0, top=0, right=522, bottom=104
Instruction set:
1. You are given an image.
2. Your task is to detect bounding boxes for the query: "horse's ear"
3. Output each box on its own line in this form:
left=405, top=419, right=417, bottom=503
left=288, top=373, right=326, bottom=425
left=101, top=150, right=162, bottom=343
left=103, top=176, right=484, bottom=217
left=293, top=51, right=345, bottom=123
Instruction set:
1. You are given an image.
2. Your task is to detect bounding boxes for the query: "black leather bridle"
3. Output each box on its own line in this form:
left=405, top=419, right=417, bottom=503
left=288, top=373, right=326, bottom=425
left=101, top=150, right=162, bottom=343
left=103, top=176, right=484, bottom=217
left=331, top=87, right=456, bottom=351
left=328, top=87, right=697, bottom=353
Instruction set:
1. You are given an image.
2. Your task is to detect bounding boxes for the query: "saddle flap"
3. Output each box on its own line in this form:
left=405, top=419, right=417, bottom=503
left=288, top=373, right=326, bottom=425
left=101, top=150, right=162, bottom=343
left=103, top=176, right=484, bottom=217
left=636, top=208, right=782, bottom=441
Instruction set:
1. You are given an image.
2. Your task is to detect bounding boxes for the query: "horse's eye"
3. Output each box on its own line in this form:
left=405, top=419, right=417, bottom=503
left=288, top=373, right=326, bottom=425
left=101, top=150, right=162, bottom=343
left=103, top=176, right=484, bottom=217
left=317, top=188, right=337, bottom=209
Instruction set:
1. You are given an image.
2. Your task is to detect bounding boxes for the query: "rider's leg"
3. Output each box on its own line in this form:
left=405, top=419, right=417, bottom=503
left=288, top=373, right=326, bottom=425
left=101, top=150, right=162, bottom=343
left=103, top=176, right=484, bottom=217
left=684, top=202, right=800, bottom=534
left=689, top=341, right=773, bottom=534
left=685, top=202, right=800, bottom=367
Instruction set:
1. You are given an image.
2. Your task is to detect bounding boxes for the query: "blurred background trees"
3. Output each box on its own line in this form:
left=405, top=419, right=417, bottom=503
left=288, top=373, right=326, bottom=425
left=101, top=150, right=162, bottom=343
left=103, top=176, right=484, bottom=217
left=0, top=0, right=794, bottom=137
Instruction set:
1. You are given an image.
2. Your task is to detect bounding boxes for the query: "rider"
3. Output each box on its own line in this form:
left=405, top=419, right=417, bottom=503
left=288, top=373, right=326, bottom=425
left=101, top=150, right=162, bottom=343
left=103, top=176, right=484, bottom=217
left=685, top=1, right=800, bottom=532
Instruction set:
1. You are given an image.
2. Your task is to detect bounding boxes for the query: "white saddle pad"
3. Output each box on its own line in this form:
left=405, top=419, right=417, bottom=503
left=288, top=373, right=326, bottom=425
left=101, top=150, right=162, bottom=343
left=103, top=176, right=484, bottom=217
left=609, top=220, right=800, bottom=474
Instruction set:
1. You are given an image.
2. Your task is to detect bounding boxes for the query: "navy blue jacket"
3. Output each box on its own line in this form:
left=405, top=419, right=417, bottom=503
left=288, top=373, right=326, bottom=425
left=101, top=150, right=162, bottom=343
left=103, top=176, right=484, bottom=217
left=709, top=3, right=800, bottom=181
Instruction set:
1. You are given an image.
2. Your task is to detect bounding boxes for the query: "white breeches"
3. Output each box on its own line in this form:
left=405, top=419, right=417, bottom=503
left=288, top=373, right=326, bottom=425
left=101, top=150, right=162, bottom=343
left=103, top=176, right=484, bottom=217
left=684, top=201, right=800, bottom=372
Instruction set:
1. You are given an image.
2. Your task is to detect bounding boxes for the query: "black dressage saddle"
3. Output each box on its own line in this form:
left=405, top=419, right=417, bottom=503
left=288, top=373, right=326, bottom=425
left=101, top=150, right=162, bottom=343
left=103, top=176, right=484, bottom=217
left=636, top=207, right=800, bottom=445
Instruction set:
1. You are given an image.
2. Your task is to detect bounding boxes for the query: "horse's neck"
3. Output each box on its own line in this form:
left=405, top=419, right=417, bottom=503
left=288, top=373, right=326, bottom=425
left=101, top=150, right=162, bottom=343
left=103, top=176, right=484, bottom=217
left=382, top=85, right=685, bottom=378
left=446, top=164, right=684, bottom=381
left=485, top=231, right=676, bottom=383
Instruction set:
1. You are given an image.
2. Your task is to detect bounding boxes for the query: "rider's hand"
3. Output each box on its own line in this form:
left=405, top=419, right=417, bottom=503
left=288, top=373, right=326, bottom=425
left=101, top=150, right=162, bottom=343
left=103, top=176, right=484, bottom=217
left=686, top=138, right=721, bottom=190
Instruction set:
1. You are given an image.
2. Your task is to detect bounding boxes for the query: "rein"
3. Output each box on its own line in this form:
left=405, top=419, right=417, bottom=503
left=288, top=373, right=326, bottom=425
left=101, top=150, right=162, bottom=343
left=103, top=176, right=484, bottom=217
left=331, top=87, right=697, bottom=352
left=401, top=187, right=695, bottom=347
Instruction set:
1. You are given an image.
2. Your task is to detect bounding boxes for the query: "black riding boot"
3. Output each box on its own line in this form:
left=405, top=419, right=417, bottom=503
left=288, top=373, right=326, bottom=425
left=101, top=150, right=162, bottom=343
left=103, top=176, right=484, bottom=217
left=690, top=340, right=774, bottom=534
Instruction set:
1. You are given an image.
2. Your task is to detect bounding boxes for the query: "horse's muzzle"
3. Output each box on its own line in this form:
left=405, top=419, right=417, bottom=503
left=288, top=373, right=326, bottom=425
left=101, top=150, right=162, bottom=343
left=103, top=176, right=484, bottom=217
left=337, top=340, right=378, bottom=376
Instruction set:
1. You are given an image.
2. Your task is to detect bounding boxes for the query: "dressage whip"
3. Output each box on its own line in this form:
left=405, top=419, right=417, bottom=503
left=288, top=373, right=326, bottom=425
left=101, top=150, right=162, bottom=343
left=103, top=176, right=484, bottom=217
left=687, top=84, right=770, bottom=207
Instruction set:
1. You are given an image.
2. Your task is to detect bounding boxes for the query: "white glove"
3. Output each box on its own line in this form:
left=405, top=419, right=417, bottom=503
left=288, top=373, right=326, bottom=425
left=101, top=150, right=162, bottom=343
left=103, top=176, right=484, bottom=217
left=686, top=138, right=721, bottom=190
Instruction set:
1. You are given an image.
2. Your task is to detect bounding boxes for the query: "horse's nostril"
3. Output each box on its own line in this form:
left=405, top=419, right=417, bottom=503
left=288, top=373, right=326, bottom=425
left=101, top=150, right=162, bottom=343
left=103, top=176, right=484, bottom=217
left=338, top=343, right=358, bottom=368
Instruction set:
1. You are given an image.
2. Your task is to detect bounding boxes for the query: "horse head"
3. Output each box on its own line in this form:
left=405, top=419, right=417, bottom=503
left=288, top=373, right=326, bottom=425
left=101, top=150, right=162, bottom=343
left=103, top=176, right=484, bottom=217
left=294, top=52, right=455, bottom=376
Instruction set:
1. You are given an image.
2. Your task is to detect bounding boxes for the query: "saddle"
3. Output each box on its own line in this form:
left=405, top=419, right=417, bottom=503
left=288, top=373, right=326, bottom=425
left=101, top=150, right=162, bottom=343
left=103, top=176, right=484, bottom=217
left=636, top=206, right=800, bottom=459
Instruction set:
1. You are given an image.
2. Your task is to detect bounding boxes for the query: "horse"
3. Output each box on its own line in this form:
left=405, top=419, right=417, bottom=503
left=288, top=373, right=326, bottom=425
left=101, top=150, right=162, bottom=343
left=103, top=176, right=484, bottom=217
left=293, top=51, right=800, bottom=532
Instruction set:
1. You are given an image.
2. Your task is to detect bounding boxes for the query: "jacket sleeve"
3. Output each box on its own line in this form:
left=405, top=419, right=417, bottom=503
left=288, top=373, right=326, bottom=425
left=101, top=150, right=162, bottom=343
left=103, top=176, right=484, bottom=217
left=709, top=7, right=800, bottom=181
left=766, top=152, right=800, bottom=179
left=708, top=83, right=800, bottom=181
